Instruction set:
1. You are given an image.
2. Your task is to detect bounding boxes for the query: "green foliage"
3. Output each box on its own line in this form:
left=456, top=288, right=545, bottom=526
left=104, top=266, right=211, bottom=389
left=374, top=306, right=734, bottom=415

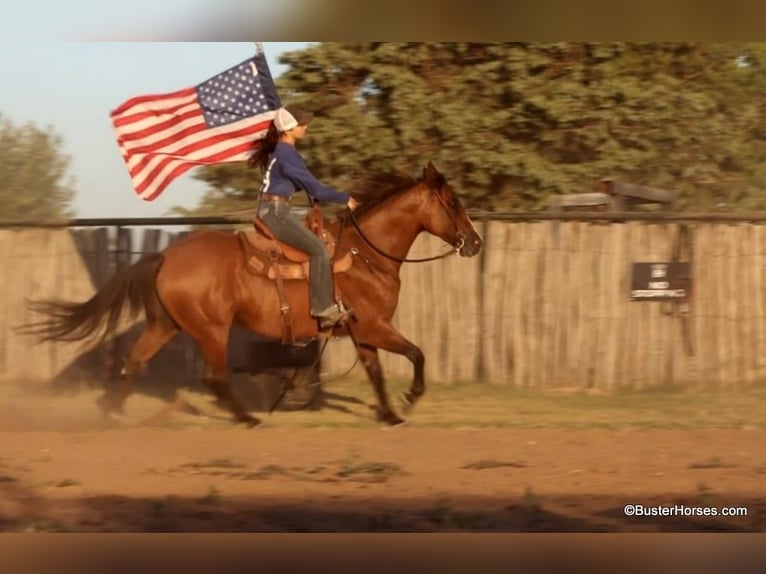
left=185, top=43, right=766, bottom=214
left=0, top=115, right=75, bottom=219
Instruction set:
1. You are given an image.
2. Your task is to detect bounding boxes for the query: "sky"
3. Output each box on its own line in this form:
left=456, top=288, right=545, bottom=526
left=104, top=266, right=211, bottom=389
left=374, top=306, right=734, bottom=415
left=0, top=42, right=310, bottom=219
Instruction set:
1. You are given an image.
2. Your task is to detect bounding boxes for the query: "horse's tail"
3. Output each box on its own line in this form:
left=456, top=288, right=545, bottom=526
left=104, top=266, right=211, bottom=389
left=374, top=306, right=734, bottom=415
left=16, top=253, right=165, bottom=344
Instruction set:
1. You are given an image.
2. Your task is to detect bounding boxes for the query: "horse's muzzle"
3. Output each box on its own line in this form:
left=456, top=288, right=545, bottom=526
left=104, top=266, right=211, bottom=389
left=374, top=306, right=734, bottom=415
left=457, top=232, right=482, bottom=257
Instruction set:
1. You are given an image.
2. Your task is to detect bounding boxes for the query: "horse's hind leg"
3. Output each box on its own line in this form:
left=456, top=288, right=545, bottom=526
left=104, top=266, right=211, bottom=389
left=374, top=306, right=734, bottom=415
left=96, top=319, right=178, bottom=417
left=195, top=327, right=260, bottom=427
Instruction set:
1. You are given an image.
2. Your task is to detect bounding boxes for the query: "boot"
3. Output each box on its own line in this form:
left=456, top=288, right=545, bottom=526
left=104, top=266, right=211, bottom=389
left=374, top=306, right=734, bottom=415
left=315, top=304, right=346, bottom=329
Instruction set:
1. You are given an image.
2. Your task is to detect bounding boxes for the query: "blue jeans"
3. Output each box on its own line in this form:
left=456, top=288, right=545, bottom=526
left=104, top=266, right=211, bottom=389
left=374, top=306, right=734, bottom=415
left=257, top=200, right=334, bottom=315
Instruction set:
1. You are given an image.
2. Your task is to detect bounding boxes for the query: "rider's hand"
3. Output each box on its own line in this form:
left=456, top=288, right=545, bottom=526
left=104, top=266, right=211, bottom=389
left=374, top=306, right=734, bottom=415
left=347, top=197, right=359, bottom=211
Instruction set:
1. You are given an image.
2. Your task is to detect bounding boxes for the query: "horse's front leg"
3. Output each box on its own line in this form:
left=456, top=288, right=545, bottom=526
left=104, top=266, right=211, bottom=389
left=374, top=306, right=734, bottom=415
left=356, top=345, right=404, bottom=425
left=354, top=321, right=425, bottom=421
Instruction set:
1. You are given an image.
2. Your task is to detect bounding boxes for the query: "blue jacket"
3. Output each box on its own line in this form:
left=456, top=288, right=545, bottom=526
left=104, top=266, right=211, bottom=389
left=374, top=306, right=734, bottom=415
left=260, top=142, right=350, bottom=204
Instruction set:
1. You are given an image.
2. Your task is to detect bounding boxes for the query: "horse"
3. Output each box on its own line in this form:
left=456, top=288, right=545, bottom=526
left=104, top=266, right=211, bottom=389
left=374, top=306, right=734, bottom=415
left=18, top=162, right=483, bottom=426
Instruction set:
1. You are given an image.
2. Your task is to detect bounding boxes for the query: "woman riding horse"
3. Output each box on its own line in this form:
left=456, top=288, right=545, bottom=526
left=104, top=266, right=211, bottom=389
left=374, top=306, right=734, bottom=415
left=18, top=160, right=482, bottom=427
left=249, top=106, right=358, bottom=330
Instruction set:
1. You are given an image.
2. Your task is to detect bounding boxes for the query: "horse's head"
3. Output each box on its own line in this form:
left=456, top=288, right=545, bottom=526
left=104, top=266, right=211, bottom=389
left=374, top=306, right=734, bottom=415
left=419, top=162, right=482, bottom=257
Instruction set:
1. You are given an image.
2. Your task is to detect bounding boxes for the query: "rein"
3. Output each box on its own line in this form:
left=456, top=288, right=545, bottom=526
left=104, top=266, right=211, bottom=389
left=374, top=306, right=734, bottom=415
left=346, top=208, right=463, bottom=263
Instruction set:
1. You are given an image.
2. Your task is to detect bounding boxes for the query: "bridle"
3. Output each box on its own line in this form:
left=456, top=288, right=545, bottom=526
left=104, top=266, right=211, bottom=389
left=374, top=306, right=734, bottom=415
left=345, top=185, right=466, bottom=264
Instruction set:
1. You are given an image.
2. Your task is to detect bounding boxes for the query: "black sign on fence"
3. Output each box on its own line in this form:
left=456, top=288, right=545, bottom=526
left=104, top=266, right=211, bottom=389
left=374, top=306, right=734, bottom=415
left=631, top=262, right=690, bottom=300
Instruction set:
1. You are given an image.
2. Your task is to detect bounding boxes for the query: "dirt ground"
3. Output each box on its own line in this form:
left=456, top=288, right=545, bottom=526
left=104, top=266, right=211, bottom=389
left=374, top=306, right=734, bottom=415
left=0, top=383, right=764, bottom=533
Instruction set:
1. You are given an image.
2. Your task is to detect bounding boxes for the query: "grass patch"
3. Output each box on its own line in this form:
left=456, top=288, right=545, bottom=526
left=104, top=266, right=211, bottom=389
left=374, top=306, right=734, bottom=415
left=241, top=464, right=290, bottom=480
left=693, top=483, right=715, bottom=506
left=197, top=486, right=221, bottom=505
left=520, top=486, right=543, bottom=513
left=19, top=518, right=70, bottom=533
left=22, top=376, right=766, bottom=431
left=461, top=459, right=527, bottom=470
left=147, top=497, right=171, bottom=518
left=335, top=460, right=407, bottom=483
left=688, top=456, right=735, bottom=470
left=181, top=458, right=246, bottom=472
left=276, top=377, right=766, bottom=430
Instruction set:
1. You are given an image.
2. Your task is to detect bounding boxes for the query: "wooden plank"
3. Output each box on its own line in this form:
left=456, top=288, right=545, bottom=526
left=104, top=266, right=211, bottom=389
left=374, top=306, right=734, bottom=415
left=650, top=223, right=671, bottom=387
left=633, top=223, right=652, bottom=388
left=142, top=228, right=162, bottom=254
left=624, top=222, right=649, bottom=389
left=565, top=222, right=585, bottom=388
left=495, top=223, right=515, bottom=385
left=673, top=224, right=698, bottom=385
left=731, top=224, right=747, bottom=386
left=513, top=223, right=532, bottom=388
left=543, top=220, right=563, bottom=388
left=722, top=225, right=738, bottom=387
left=577, top=222, right=598, bottom=389
left=550, top=220, right=570, bottom=388
left=699, top=224, right=718, bottom=387
left=605, top=223, right=627, bottom=389
left=528, top=223, right=545, bottom=389
left=480, top=222, right=502, bottom=383
left=621, top=223, right=635, bottom=388
left=738, top=225, right=755, bottom=383
left=710, top=223, right=727, bottom=387
left=756, top=224, right=766, bottom=381
left=663, top=225, right=679, bottom=386
left=92, top=228, right=111, bottom=288
left=589, top=222, right=608, bottom=389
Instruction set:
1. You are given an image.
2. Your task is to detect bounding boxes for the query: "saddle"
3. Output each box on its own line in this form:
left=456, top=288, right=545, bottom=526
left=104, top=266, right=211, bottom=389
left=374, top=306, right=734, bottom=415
left=237, top=204, right=353, bottom=345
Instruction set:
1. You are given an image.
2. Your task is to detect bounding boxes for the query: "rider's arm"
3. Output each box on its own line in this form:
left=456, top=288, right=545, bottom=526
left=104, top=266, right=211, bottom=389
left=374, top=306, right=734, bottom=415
left=278, top=145, right=350, bottom=204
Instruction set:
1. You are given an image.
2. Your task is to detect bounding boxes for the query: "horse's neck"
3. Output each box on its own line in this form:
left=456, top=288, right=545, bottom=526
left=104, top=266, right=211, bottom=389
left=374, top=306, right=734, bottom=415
left=350, top=192, right=424, bottom=263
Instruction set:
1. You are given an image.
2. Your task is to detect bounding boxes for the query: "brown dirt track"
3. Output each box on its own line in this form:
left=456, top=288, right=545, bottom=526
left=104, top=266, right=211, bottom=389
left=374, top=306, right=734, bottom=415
left=1, top=382, right=765, bottom=533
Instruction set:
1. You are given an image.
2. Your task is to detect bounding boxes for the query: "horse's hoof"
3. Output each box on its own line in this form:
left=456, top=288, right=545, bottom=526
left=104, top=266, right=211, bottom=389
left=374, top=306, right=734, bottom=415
left=386, top=416, right=406, bottom=427
left=239, top=414, right=262, bottom=428
left=399, top=392, right=417, bottom=415
left=96, top=394, right=124, bottom=416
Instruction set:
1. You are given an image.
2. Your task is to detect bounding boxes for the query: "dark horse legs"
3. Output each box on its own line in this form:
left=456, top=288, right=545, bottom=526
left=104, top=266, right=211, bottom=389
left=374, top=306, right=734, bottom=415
left=96, top=320, right=178, bottom=417
left=194, top=325, right=261, bottom=427
left=355, top=320, right=426, bottom=424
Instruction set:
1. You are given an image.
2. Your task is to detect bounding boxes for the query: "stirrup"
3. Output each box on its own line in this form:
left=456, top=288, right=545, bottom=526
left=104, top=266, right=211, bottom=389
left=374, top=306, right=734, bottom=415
left=317, top=306, right=352, bottom=330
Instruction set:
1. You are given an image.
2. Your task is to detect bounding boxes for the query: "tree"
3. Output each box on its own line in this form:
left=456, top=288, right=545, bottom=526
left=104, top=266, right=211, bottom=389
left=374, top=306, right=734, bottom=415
left=184, top=43, right=766, bottom=213
left=0, top=115, right=75, bottom=219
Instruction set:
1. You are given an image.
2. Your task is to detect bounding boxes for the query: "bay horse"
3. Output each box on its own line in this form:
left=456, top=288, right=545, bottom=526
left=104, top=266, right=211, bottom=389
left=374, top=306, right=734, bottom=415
left=18, top=162, right=482, bottom=426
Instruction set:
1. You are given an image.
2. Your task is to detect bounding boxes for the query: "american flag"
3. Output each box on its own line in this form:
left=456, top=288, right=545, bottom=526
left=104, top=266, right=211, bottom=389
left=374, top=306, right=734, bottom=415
left=111, top=50, right=281, bottom=201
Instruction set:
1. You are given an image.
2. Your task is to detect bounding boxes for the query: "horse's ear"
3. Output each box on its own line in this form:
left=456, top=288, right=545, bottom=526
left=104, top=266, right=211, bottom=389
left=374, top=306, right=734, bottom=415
left=424, top=162, right=440, bottom=187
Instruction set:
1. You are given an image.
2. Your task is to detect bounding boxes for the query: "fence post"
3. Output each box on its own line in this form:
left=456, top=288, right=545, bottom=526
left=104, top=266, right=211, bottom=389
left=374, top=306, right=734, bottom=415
left=110, top=226, right=133, bottom=377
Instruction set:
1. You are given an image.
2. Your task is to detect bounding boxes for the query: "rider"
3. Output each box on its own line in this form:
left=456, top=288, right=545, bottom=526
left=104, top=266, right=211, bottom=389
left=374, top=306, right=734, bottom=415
left=249, top=105, right=358, bottom=329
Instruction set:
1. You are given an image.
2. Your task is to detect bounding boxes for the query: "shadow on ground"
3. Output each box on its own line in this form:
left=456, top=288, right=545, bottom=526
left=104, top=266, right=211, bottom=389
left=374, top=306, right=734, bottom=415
left=3, top=492, right=762, bottom=533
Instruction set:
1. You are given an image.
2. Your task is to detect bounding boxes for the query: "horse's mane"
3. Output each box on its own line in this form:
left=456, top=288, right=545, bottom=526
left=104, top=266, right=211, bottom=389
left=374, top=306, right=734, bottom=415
left=340, top=172, right=422, bottom=221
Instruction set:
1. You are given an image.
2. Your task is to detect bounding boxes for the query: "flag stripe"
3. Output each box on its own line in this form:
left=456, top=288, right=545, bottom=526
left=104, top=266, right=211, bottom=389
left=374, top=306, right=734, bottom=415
left=138, top=141, right=257, bottom=200
left=131, top=124, right=269, bottom=192
left=122, top=118, right=271, bottom=183
left=110, top=87, right=197, bottom=117
left=111, top=97, right=200, bottom=129
left=110, top=53, right=281, bottom=201
left=116, top=108, right=205, bottom=145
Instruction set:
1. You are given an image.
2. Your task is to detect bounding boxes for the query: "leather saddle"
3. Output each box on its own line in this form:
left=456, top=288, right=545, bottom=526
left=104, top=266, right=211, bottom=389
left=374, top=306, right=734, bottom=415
left=237, top=204, right=352, bottom=281
left=236, top=204, right=353, bottom=345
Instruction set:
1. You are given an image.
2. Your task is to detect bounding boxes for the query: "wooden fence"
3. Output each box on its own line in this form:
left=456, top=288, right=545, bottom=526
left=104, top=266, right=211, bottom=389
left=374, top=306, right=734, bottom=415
left=2, top=217, right=766, bottom=389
